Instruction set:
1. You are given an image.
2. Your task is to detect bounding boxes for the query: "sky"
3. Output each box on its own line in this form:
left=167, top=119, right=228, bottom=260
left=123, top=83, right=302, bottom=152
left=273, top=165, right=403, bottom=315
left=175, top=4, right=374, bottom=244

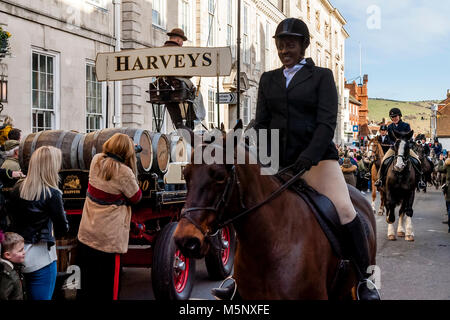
left=330, top=0, right=450, bottom=101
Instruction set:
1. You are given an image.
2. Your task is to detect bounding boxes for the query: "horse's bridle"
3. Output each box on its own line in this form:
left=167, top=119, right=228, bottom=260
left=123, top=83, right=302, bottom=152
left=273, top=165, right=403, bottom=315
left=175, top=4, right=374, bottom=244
left=180, top=163, right=305, bottom=240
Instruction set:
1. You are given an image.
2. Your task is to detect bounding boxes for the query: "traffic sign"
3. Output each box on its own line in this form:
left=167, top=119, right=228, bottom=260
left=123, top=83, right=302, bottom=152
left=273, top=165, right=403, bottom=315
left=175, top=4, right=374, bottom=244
left=353, top=125, right=359, bottom=132
left=216, top=92, right=238, bottom=104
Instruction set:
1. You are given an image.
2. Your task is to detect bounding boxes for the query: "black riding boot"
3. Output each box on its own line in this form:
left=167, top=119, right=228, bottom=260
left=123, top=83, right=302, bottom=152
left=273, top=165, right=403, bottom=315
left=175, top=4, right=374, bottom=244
left=343, top=215, right=381, bottom=300
left=374, top=162, right=386, bottom=187
left=211, top=278, right=241, bottom=300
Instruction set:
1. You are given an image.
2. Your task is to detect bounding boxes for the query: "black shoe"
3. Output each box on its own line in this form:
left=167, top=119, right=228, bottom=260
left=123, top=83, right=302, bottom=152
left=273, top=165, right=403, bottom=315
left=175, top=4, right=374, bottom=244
left=418, top=181, right=426, bottom=190
left=357, top=279, right=381, bottom=300
left=211, top=282, right=236, bottom=300
left=343, top=215, right=381, bottom=301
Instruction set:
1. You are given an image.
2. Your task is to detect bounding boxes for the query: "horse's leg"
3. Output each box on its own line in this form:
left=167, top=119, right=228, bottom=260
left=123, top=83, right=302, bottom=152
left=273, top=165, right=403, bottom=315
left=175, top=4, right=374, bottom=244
left=371, top=180, right=377, bottom=214
left=397, top=212, right=406, bottom=238
left=403, top=192, right=415, bottom=242
left=377, top=190, right=385, bottom=216
left=386, top=202, right=397, bottom=240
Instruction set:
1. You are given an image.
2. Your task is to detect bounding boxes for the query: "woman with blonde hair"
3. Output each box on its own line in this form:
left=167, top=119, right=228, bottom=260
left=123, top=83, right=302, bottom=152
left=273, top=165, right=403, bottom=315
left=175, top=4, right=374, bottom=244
left=77, top=133, right=142, bottom=300
left=10, top=145, right=68, bottom=300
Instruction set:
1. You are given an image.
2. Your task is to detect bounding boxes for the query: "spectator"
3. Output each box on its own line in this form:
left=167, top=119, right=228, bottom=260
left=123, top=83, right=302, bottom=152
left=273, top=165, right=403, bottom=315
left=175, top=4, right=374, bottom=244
left=0, top=116, right=13, bottom=146
left=348, top=151, right=358, bottom=166
left=9, top=146, right=68, bottom=300
left=1, top=140, right=20, bottom=172
left=438, top=155, right=450, bottom=232
left=77, top=133, right=142, bottom=300
left=341, top=157, right=357, bottom=187
left=7, top=128, right=22, bottom=142
left=356, top=155, right=369, bottom=192
left=0, top=232, right=26, bottom=300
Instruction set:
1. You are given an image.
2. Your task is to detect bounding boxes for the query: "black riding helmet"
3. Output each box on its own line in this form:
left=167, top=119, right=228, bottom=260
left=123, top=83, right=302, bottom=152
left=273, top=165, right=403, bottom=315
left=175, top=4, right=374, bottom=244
left=380, top=125, right=388, bottom=131
left=273, top=18, right=310, bottom=50
left=389, top=108, right=402, bottom=118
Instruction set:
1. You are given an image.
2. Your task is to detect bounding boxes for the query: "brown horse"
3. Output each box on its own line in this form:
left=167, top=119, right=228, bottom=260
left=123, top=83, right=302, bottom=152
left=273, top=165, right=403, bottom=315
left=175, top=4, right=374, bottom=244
left=412, top=142, right=434, bottom=192
left=385, top=130, right=416, bottom=241
left=366, top=138, right=385, bottom=216
left=173, top=124, right=377, bottom=299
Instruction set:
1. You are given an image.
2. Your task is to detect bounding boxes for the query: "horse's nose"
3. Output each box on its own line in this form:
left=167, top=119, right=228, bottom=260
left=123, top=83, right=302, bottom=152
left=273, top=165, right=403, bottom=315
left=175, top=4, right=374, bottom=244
left=175, top=237, right=201, bottom=258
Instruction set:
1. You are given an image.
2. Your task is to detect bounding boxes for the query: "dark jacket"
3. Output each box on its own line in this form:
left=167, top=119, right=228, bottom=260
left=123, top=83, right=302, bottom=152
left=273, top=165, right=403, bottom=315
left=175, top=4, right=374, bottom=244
left=0, top=259, right=24, bottom=300
left=254, top=58, right=339, bottom=168
left=377, top=134, right=393, bottom=154
left=8, top=182, right=69, bottom=247
left=387, top=120, right=411, bottom=142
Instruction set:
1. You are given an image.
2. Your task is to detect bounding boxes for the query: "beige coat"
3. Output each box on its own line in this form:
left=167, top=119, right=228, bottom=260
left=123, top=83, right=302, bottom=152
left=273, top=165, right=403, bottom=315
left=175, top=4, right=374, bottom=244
left=341, top=163, right=357, bottom=187
left=77, top=153, right=141, bottom=254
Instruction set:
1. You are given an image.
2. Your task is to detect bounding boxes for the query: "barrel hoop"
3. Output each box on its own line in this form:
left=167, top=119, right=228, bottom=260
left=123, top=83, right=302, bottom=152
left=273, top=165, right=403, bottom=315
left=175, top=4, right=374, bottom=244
left=30, top=131, right=44, bottom=154
left=71, top=134, right=83, bottom=169
left=55, top=131, right=68, bottom=150
left=77, top=134, right=87, bottom=170
left=92, top=130, right=102, bottom=158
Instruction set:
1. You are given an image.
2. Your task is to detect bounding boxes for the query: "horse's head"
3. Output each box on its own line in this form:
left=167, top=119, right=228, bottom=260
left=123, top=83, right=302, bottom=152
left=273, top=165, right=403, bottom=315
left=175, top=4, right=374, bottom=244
left=392, top=129, right=414, bottom=172
left=367, top=138, right=378, bottom=161
left=173, top=121, right=247, bottom=259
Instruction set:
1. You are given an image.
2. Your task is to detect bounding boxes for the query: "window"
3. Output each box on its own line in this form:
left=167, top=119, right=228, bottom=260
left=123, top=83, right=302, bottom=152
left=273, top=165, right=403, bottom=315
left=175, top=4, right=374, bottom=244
left=32, top=51, right=58, bottom=132
left=255, top=15, right=260, bottom=70
left=208, top=90, right=216, bottom=129
left=243, top=4, right=249, bottom=64
left=86, top=64, right=104, bottom=132
left=265, top=21, right=271, bottom=70
left=227, top=0, right=234, bottom=55
left=207, top=0, right=216, bottom=46
left=242, top=96, right=250, bottom=125
left=180, top=0, right=191, bottom=41
left=152, top=0, right=166, bottom=28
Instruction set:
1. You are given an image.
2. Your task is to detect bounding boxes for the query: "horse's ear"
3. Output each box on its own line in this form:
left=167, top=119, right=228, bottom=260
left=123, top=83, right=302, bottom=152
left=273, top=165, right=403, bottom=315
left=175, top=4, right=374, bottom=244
left=406, top=130, right=414, bottom=140
left=234, top=119, right=243, bottom=131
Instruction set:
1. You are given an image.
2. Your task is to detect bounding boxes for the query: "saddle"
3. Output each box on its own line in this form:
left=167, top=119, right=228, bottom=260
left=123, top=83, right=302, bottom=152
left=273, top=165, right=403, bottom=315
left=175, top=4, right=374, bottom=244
left=276, top=174, right=362, bottom=259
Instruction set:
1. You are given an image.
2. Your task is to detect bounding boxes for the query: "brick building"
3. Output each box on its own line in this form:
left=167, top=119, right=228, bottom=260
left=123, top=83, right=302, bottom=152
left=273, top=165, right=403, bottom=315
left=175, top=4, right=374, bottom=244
left=345, top=74, right=369, bottom=130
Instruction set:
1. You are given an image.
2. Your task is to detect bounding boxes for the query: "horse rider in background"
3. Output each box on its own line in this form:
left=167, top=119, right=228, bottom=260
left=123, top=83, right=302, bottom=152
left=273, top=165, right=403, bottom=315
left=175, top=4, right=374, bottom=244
left=377, top=125, right=393, bottom=155
left=432, top=137, right=443, bottom=158
left=374, top=108, right=426, bottom=190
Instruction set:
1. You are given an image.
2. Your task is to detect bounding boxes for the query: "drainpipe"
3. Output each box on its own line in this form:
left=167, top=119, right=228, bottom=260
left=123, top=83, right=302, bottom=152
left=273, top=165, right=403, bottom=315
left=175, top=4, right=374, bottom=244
left=113, top=0, right=121, bottom=127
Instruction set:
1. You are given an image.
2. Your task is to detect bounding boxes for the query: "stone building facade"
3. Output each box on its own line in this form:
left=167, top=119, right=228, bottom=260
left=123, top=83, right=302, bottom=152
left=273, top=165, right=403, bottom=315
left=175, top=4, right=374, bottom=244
left=0, top=0, right=348, bottom=141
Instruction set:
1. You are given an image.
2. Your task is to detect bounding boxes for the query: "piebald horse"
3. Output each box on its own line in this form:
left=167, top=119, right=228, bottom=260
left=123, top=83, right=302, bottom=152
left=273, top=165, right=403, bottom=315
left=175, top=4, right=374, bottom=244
left=173, top=123, right=377, bottom=299
left=366, top=138, right=385, bottom=216
left=384, top=130, right=416, bottom=241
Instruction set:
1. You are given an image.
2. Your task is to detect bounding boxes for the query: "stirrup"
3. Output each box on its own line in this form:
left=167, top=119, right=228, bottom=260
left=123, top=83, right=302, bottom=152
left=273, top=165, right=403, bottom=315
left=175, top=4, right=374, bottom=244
left=211, top=276, right=237, bottom=300
left=374, top=179, right=383, bottom=187
left=418, top=181, right=426, bottom=189
left=356, top=279, right=381, bottom=300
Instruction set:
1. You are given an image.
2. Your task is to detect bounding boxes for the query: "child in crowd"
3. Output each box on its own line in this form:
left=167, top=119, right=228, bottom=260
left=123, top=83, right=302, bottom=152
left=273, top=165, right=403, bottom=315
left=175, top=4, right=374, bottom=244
left=0, top=231, right=26, bottom=300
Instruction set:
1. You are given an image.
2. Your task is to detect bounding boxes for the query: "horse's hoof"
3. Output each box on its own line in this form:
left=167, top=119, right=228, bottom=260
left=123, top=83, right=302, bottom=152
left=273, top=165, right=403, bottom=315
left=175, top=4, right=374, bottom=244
left=388, top=235, right=397, bottom=241
left=397, top=232, right=405, bottom=237
left=405, top=235, right=414, bottom=241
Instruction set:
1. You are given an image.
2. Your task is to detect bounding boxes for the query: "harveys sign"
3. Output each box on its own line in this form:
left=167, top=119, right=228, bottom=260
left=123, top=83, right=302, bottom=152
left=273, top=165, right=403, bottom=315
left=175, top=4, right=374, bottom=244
left=95, top=46, right=232, bottom=81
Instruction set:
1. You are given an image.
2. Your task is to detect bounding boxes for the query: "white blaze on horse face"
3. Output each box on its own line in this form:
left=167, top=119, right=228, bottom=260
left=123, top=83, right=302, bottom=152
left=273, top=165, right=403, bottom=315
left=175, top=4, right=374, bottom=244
left=394, top=140, right=406, bottom=171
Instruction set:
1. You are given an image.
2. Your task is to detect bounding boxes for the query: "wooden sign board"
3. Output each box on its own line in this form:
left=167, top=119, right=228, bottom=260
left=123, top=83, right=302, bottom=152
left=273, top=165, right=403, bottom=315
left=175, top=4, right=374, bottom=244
left=95, top=46, right=232, bottom=81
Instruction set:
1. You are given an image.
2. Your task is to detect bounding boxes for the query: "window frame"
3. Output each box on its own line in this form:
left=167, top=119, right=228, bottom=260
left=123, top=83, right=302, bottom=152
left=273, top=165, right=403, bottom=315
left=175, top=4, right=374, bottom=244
left=152, top=0, right=167, bottom=29
left=31, top=49, right=60, bottom=132
left=85, top=62, right=106, bottom=133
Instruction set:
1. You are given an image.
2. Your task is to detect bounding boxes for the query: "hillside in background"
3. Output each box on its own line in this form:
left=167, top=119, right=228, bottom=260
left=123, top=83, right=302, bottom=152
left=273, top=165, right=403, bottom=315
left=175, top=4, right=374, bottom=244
left=367, top=98, right=438, bottom=137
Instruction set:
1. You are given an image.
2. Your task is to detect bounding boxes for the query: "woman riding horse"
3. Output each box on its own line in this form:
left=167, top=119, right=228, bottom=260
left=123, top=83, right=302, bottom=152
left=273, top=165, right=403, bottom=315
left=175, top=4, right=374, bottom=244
left=375, top=108, right=426, bottom=190
left=212, top=18, right=380, bottom=300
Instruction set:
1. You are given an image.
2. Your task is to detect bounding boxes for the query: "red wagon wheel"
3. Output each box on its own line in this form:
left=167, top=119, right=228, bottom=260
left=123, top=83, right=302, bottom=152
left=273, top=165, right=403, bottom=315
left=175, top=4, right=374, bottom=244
left=205, top=225, right=236, bottom=280
left=152, top=222, right=195, bottom=300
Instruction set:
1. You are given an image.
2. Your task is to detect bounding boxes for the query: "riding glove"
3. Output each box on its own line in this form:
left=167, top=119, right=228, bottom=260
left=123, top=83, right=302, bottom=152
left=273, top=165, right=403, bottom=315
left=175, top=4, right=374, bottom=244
left=294, top=156, right=312, bottom=172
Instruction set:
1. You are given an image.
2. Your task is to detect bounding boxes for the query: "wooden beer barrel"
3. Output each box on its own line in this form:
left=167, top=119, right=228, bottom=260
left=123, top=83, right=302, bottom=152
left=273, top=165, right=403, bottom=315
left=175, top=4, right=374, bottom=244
left=19, top=130, right=83, bottom=173
left=77, top=128, right=153, bottom=173
left=149, top=132, right=170, bottom=174
left=169, top=134, right=191, bottom=163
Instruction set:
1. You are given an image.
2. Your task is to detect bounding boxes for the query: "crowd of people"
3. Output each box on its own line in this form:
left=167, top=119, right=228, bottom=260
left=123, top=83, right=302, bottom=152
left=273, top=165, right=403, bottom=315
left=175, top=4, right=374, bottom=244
left=0, top=115, right=143, bottom=300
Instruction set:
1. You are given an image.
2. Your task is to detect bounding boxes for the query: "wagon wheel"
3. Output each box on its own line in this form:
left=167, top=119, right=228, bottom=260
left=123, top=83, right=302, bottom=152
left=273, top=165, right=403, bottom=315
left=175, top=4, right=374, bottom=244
left=151, top=222, right=196, bottom=300
left=205, top=225, right=236, bottom=280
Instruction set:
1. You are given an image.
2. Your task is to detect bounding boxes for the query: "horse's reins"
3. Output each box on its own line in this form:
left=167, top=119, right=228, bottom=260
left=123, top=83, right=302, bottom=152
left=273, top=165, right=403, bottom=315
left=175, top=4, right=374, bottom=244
left=180, top=162, right=305, bottom=240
